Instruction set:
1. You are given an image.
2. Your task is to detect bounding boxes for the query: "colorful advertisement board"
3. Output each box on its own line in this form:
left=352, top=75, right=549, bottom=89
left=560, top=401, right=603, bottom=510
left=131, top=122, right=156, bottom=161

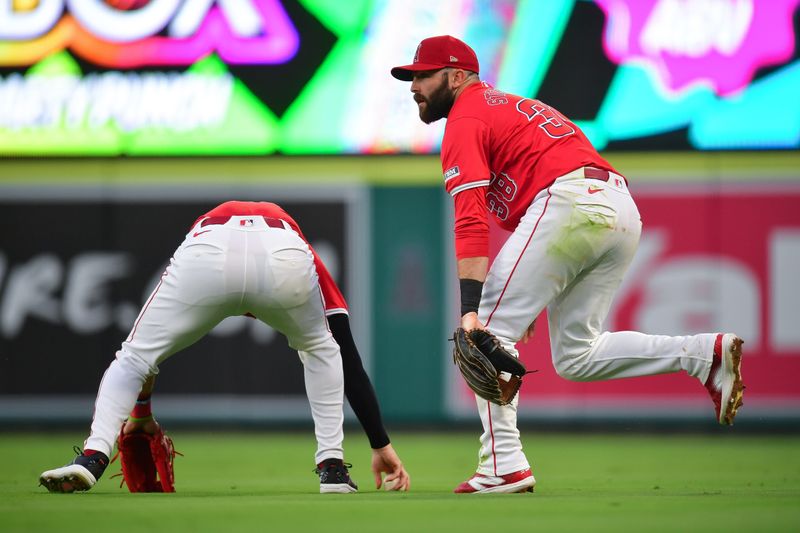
left=1, top=0, right=797, bottom=155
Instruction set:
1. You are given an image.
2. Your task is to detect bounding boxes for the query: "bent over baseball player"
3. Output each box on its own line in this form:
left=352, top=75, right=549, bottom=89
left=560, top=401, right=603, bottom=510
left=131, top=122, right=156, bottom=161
left=39, top=201, right=409, bottom=494
left=392, top=36, right=744, bottom=494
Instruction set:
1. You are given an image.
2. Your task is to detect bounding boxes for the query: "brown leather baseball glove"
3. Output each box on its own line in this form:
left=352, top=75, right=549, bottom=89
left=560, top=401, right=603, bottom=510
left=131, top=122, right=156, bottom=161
left=114, top=424, right=179, bottom=492
left=453, top=328, right=529, bottom=406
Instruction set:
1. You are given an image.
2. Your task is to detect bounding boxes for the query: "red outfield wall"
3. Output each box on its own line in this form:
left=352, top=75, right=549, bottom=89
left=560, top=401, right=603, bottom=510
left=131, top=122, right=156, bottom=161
left=450, top=185, right=800, bottom=421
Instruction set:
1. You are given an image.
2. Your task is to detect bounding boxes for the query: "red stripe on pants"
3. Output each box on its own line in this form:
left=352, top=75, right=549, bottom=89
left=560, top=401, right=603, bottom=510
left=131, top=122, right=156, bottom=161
left=486, top=190, right=552, bottom=327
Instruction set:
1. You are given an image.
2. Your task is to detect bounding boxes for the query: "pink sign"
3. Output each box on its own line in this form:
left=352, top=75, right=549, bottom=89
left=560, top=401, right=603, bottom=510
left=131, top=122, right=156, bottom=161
left=595, top=0, right=799, bottom=95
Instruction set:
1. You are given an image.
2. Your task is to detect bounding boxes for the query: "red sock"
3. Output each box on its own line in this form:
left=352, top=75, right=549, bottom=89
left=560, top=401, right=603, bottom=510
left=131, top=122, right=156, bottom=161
left=130, top=393, right=152, bottom=420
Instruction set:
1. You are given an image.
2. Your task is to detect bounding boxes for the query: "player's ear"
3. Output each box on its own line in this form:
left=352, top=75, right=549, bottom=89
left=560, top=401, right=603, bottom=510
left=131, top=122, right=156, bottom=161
left=451, top=69, right=471, bottom=88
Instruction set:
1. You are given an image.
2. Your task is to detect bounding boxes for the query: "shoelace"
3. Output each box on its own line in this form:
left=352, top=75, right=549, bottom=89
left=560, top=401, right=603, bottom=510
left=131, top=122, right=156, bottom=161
left=71, top=445, right=106, bottom=464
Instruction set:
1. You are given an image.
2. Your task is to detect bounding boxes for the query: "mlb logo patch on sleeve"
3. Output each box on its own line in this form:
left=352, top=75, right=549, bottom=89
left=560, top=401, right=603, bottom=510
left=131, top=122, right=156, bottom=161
left=444, top=166, right=460, bottom=181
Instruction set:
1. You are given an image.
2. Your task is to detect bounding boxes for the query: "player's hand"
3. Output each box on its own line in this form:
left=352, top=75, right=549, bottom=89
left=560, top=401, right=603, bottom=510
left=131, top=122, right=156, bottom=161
left=521, top=319, right=536, bottom=343
left=461, top=312, right=485, bottom=332
left=371, top=444, right=410, bottom=491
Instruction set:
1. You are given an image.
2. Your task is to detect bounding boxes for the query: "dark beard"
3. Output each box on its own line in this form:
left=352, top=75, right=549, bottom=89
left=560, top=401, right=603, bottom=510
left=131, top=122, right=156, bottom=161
left=417, top=74, right=455, bottom=124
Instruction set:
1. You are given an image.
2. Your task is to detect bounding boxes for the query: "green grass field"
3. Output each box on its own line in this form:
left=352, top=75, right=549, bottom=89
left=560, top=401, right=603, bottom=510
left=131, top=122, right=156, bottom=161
left=2, top=431, right=799, bottom=532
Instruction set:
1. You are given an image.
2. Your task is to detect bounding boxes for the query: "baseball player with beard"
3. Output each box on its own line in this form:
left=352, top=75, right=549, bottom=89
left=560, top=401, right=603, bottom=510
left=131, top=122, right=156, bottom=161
left=391, top=36, right=744, bottom=494
left=39, top=201, right=410, bottom=494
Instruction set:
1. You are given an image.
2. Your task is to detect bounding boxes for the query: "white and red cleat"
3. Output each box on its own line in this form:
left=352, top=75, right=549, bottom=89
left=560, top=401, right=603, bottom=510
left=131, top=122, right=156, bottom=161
left=454, top=468, right=535, bottom=494
left=705, top=333, right=745, bottom=425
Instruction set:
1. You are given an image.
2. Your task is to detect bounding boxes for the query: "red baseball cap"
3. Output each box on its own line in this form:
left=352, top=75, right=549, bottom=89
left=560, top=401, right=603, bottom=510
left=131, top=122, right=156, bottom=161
left=391, top=35, right=479, bottom=81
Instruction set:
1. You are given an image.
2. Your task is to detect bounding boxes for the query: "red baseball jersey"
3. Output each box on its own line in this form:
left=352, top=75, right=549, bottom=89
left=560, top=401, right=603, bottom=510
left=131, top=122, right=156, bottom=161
left=193, top=201, right=348, bottom=315
left=441, top=81, right=618, bottom=259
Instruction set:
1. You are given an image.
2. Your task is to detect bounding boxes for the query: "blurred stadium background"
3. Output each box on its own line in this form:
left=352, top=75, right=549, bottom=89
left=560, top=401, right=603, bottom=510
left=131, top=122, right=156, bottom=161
left=1, top=0, right=799, bottom=434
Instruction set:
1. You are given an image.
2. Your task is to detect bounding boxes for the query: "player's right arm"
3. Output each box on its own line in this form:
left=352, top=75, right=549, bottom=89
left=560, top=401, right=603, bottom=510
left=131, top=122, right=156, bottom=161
left=442, top=117, right=492, bottom=264
left=442, top=118, right=492, bottom=330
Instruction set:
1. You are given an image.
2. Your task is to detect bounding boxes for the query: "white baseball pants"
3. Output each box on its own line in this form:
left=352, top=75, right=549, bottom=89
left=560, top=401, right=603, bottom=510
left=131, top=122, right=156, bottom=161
left=475, top=168, right=717, bottom=476
left=84, top=216, right=345, bottom=464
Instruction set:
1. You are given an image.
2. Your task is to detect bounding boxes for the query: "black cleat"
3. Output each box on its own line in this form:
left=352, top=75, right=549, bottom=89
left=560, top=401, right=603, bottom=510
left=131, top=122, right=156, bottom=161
left=39, top=447, right=109, bottom=493
left=315, top=458, right=358, bottom=494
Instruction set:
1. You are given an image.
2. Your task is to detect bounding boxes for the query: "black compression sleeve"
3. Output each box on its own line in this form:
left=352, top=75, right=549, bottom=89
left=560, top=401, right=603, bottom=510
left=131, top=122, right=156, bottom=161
left=328, top=313, right=390, bottom=449
left=460, top=278, right=483, bottom=316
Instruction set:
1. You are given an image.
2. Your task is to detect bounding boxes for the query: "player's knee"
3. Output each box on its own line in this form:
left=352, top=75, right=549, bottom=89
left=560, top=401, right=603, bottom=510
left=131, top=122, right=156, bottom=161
left=552, top=335, right=599, bottom=381
left=295, top=337, right=340, bottom=363
left=115, top=348, right=158, bottom=378
left=554, top=363, right=578, bottom=381
left=554, top=356, right=593, bottom=382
